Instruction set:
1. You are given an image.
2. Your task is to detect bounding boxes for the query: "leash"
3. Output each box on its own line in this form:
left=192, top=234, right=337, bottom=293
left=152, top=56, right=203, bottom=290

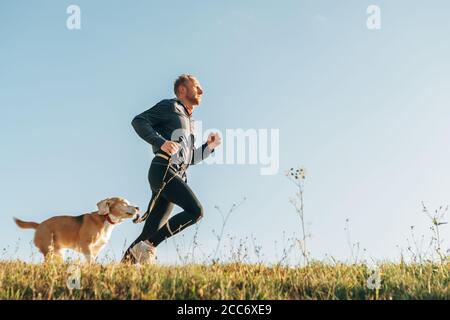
left=133, top=142, right=189, bottom=224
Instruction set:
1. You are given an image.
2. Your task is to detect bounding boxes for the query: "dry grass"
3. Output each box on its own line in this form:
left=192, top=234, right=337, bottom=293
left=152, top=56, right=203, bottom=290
left=0, top=260, right=449, bottom=300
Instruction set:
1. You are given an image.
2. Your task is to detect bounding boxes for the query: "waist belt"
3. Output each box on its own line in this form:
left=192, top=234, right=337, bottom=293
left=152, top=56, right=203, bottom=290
left=155, top=153, right=189, bottom=172
left=156, top=153, right=170, bottom=161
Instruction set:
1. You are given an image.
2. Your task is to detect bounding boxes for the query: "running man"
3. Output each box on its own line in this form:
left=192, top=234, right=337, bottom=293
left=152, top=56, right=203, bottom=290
left=122, top=74, right=221, bottom=264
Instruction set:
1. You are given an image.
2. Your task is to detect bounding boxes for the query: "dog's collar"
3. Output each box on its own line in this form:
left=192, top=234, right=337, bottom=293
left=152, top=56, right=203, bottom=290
left=105, top=214, right=119, bottom=225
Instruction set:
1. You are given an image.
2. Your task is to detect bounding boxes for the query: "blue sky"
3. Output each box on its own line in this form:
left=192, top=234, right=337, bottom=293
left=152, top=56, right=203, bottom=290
left=1, top=0, right=450, bottom=264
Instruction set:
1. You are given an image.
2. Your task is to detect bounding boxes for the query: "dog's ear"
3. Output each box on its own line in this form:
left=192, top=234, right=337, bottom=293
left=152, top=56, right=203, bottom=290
left=97, top=199, right=111, bottom=215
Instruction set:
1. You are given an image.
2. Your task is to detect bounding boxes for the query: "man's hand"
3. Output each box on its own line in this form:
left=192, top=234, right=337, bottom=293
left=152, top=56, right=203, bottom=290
left=207, top=132, right=222, bottom=150
left=161, top=141, right=180, bottom=155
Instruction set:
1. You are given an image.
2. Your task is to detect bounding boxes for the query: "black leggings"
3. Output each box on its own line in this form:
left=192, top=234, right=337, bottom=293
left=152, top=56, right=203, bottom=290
left=131, top=157, right=204, bottom=248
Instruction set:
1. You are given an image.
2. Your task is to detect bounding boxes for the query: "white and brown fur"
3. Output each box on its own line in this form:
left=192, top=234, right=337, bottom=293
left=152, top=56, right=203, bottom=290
left=13, top=197, right=139, bottom=262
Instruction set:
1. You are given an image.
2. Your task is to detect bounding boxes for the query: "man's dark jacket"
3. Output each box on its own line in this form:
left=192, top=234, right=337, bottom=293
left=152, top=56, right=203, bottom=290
left=131, top=98, right=214, bottom=167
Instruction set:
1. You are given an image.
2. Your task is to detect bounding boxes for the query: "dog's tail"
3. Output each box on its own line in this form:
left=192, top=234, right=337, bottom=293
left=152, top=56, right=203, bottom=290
left=13, top=217, right=39, bottom=229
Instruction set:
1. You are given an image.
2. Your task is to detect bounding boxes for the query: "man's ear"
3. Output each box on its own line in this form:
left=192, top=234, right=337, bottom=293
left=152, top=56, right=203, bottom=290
left=178, top=85, right=187, bottom=97
left=97, top=198, right=111, bottom=215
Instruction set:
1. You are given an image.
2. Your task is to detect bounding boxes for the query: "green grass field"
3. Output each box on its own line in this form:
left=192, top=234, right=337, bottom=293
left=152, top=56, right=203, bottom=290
left=0, top=261, right=449, bottom=300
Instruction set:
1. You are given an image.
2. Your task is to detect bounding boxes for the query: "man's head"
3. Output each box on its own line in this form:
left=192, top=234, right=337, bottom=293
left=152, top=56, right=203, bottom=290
left=174, top=74, right=203, bottom=107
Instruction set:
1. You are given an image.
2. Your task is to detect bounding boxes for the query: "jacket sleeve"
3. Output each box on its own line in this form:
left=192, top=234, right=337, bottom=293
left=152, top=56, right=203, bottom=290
left=191, top=142, right=215, bottom=165
left=131, top=103, right=168, bottom=149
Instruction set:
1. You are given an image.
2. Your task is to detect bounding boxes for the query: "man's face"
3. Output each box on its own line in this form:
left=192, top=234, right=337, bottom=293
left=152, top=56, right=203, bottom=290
left=182, top=78, right=203, bottom=106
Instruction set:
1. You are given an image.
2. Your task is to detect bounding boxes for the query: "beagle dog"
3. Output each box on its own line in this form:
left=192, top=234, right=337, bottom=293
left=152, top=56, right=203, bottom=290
left=14, top=197, right=139, bottom=262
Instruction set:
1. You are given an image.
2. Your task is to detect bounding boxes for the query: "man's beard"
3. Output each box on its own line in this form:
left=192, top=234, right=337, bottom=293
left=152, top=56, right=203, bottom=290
left=187, top=92, right=201, bottom=106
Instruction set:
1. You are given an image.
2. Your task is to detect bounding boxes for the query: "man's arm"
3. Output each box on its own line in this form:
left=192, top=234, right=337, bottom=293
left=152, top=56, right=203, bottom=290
left=190, top=132, right=221, bottom=165
left=191, top=142, right=215, bottom=165
left=131, top=103, right=168, bottom=149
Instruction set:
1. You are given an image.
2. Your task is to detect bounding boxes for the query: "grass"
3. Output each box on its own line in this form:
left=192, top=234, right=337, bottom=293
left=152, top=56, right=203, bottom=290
left=1, top=168, right=448, bottom=300
left=0, top=260, right=449, bottom=300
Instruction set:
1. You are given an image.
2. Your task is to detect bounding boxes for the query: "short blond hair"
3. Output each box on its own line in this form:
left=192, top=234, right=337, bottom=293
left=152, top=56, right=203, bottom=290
left=174, top=74, right=196, bottom=96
